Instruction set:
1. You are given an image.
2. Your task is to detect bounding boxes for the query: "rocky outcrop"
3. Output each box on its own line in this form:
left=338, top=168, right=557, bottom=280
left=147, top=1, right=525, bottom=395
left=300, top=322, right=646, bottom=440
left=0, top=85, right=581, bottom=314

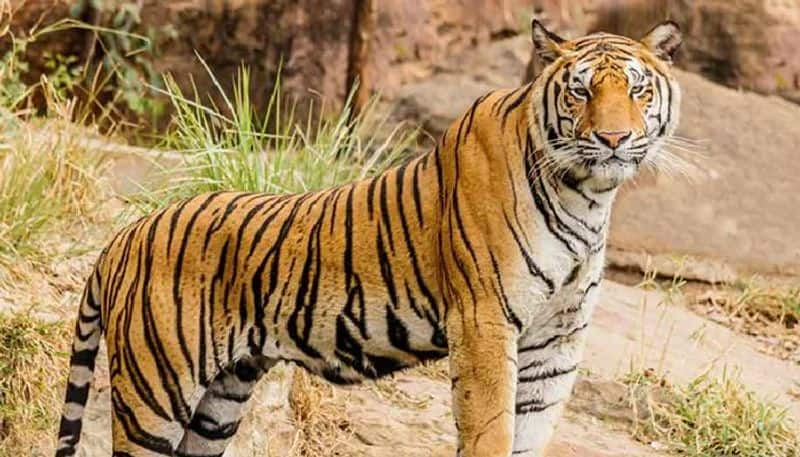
left=6, top=0, right=533, bottom=114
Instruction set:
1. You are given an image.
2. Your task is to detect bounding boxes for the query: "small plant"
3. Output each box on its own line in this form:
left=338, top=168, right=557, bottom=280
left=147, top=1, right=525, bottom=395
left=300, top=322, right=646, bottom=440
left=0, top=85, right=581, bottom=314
left=0, top=312, right=72, bottom=455
left=636, top=255, right=689, bottom=302
left=134, top=60, right=416, bottom=210
left=625, top=369, right=800, bottom=457
left=41, top=52, right=83, bottom=99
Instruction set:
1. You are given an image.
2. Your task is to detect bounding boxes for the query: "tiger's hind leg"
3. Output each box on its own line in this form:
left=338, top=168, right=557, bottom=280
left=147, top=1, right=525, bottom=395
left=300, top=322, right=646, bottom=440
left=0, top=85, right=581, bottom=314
left=110, top=385, right=186, bottom=456
left=175, top=356, right=275, bottom=457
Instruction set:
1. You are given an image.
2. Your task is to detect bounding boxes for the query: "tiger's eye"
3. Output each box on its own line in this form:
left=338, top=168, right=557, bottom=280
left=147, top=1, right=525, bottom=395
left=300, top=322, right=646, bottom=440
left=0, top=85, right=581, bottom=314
left=569, top=86, right=590, bottom=99
left=630, top=84, right=648, bottom=97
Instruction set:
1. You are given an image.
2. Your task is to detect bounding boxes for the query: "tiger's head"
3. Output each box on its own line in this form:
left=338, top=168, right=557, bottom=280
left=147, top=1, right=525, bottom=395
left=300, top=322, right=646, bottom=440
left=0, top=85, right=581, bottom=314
left=530, top=20, right=682, bottom=186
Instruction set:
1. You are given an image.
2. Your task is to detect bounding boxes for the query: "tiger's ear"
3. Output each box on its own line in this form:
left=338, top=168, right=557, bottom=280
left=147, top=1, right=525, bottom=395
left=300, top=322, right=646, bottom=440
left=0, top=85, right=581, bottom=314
left=641, top=21, right=682, bottom=63
left=531, top=19, right=565, bottom=65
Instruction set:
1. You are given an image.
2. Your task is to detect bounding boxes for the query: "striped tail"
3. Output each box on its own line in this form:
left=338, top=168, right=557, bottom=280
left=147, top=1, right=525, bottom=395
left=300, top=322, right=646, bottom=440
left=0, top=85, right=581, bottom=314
left=55, top=269, right=103, bottom=457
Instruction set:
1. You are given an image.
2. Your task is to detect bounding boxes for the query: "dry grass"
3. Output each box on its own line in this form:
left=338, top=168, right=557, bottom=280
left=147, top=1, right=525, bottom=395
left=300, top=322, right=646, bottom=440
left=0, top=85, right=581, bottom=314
left=407, top=358, right=449, bottom=382
left=0, top=312, right=71, bottom=455
left=625, top=369, right=800, bottom=457
left=0, top=102, right=108, bottom=267
left=689, top=279, right=800, bottom=364
left=287, top=369, right=355, bottom=456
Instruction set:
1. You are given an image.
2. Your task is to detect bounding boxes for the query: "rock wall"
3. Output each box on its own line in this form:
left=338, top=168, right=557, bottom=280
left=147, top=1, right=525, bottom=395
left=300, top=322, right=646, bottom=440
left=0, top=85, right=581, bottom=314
left=10, top=1, right=799, bottom=112
left=6, top=0, right=534, bottom=114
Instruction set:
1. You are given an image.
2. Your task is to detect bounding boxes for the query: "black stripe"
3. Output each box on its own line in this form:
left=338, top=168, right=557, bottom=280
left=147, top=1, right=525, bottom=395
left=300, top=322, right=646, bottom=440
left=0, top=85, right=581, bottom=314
left=187, top=413, right=240, bottom=440
left=489, top=252, right=522, bottom=331
left=491, top=87, right=517, bottom=114
left=376, top=228, right=399, bottom=307
left=394, top=159, right=442, bottom=324
left=111, top=388, right=175, bottom=454
left=287, top=197, right=327, bottom=358
left=386, top=305, right=446, bottom=361
left=519, top=323, right=588, bottom=353
left=464, top=93, right=489, bottom=137
left=343, top=187, right=369, bottom=339
left=142, top=211, right=193, bottom=425
left=411, top=158, right=425, bottom=227
left=519, top=364, right=577, bottom=383
left=366, top=175, right=378, bottom=219
left=378, top=174, right=396, bottom=253
left=501, top=83, right=532, bottom=128
left=173, top=192, right=225, bottom=380
left=539, top=175, right=591, bottom=249
left=202, top=193, right=258, bottom=251
left=515, top=398, right=561, bottom=415
left=503, top=212, right=555, bottom=295
left=119, top=238, right=172, bottom=421
left=434, top=145, right=445, bottom=212
left=530, top=170, right=579, bottom=256
left=249, top=194, right=312, bottom=353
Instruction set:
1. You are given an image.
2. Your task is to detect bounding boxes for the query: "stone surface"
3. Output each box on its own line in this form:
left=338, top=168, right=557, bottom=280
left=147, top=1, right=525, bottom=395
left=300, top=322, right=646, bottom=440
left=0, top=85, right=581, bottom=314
left=6, top=0, right=533, bottom=115
left=589, top=281, right=800, bottom=420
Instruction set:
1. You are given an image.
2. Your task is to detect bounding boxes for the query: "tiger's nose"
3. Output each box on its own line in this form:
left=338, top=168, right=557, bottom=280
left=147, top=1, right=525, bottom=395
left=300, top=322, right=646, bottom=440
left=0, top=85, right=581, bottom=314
left=593, top=130, right=631, bottom=149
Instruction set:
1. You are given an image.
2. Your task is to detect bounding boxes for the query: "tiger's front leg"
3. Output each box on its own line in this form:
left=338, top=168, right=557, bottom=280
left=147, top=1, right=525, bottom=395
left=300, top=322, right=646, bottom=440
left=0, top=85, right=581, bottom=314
left=447, top=304, right=519, bottom=457
left=510, top=280, right=599, bottom=456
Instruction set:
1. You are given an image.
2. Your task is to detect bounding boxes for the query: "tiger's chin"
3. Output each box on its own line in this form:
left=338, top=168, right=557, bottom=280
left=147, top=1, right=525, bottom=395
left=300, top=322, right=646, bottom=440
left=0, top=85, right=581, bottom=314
left=568, top=156, right=642, bottom=191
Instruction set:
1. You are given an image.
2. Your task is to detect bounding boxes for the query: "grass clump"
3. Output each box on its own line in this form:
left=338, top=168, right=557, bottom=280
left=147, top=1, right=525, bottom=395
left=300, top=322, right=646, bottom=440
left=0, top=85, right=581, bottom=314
left=626, top=369, right=800, bottom=456
left=0, top=312, right=71, bottom=455
left=136, top=62, right=416, bottom=210
left=0, top=109, right=105, bottom=264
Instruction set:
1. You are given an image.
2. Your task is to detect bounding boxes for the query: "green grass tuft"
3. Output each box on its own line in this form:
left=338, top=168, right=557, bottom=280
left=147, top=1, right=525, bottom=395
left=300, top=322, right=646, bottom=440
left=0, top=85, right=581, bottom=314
left=626, top=370, right=800, bottom=457
left=134, top=61, right=417, bottom=211
left=0, top=111, right=104, bottom=265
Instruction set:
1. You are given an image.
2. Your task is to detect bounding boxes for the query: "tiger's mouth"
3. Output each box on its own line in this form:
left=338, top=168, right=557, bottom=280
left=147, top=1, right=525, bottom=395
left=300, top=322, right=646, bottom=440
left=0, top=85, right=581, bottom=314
left=579, top=151, right=646, bottom=167
left=543, top=135, right=652, bottom=186
left=582, top=153, right=643, bottom=183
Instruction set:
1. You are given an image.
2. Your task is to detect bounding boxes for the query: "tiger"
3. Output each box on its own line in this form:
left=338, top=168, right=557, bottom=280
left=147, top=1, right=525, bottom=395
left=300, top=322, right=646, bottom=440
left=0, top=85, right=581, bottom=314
left=56, top=19, right=682, bottom=457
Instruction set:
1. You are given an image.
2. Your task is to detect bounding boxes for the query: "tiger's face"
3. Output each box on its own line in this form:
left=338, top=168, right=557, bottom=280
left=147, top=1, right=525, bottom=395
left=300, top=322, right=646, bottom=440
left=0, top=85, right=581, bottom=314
left=531, top=21, right=682, bottom=185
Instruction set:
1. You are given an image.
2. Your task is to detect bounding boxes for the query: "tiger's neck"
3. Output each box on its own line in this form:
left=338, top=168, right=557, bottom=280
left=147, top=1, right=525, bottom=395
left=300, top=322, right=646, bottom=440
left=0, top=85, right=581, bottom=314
left=412, top=84, right=618, bottom=261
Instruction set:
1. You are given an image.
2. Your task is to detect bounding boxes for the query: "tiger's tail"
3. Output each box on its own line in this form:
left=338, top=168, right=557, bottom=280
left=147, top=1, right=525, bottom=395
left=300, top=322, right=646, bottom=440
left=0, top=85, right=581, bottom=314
left=55, top=269, right=103, bottom=457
